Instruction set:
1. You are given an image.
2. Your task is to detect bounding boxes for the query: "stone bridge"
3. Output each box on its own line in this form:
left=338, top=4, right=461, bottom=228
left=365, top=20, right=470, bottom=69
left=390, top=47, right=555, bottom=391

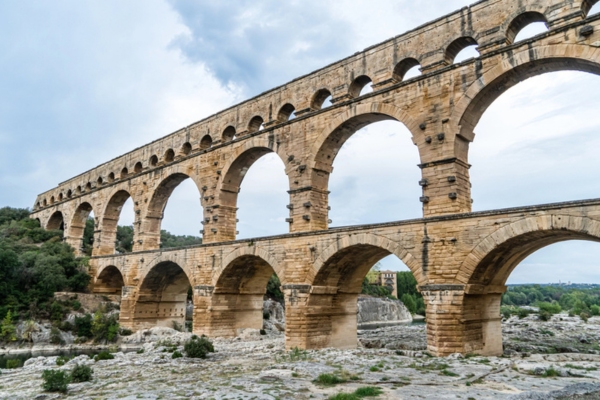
left=29, top=0, right=600, bottom=355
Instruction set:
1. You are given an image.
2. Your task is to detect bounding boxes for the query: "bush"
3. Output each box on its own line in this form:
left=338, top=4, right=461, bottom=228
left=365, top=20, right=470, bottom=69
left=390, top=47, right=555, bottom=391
left=72, top=300, right=81, bottom=311
left=41, top=369, right=70, bottom=393
left=6, top=359, right=20, bottom=369
left=172, top=350, right=183, bottom=359
left=119, top=327, right=133, bottom=336
left=91, top=310, right=119, bottom=343
left=184, top=335, right=214, bottom=359
left=517, top=308, right=530, bottom=319
left=94, top=351, right=114, bottom=361
left=401, top=294, right=417, bottom=314
left=50, top=327, right=64, bottom=345
left=354, top=386, right=383, bottom=397
left=71, top=363, right=93, bottom=382
left=1, top=311, right=17, bottom=342
left=50, top=301, right=64, bottom=323
left=580, top=312, right=590, bottom=322
left=538, top=310, right=552, bottom=321
left=75, top=314, right=93, bottom=338
left=538, top=301, right=561, bottom=315
left=315, top=373, right=347, bottom=386
left=56, top=355, right=70, bottom=366
left=591, top=305, right=600, bottom=316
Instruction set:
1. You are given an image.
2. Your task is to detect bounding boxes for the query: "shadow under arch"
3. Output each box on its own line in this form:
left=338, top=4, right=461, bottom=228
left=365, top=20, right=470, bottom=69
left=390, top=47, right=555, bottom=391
left=305, top=235, right=420, bottom=349
left=94, top=265, right=124, bottom=295
left=68, top=202, right=94, bottom=253
left=201, top=251, right=279, bottom=337
left=454, top=214, right=600, bottom=356
left=132, top=260, right=191, bottom=331
left=46, top=211, right=65, bottom=231
left=141, top=171, right=203, bottom=250
left=454, top=44, right=600, bottom=143
left=217, top=141, right=289, bottom=241
left=97, top=189, right=136, bottom=256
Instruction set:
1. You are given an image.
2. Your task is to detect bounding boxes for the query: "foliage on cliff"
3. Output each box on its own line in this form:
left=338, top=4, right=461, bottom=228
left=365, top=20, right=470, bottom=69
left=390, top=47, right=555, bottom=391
left=502, top=284, right=600, bottom=317
left=0, top=207, right=90, bottom=319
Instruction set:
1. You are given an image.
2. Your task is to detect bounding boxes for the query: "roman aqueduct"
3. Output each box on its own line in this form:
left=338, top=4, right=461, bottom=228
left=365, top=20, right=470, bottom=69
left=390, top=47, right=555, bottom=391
left=30, top=0, right=600, bottom=355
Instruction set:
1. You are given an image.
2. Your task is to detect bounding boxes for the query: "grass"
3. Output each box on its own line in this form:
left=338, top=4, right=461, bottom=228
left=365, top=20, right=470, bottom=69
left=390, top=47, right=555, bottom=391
left=328, top=386, right=383, bottom=399
left=564, top=364, right=598, bottom=371
left=315, top=373, right=347, bottom=386
left=542, top=367, right=560, bottom=377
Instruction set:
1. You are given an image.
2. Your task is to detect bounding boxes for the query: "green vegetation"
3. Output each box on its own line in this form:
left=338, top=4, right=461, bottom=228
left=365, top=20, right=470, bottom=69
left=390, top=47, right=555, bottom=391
left=183, top=335, right=214, bottom=359
left=266, top=273, right=283, bottom=301
left=0, top=207, right=90, bottom=322
left=159, top=229, right=202, bottom=249
left=315, top=373, right=347, bottom=386
left=397, top=271, right=425, bottom=315
left=41, top=369, right=70, bottom=393
left=70, top=363, right=93, bottom=383
left=5, top=359, right=20, bottom=369
left=94, top=351, right=114, bottom=361
left=501, top=284, right=600, bottom=319
left=329, top=386, right=383, bottom=399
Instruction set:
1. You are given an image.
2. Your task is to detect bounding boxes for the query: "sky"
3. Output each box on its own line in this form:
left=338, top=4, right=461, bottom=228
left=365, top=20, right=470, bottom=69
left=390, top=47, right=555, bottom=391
left=1, top=1, right=600, bottom=284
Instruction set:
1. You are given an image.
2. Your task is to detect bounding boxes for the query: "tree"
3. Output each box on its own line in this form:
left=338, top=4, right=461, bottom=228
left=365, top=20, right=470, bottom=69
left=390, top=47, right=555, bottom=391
left=401, top=294, right=417, bottom=314
left=1, top=310, right=16, bottom=342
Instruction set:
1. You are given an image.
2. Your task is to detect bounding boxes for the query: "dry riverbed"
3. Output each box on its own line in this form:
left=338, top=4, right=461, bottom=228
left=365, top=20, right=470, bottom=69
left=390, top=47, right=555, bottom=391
left=1, top=314, right=600, bottom=399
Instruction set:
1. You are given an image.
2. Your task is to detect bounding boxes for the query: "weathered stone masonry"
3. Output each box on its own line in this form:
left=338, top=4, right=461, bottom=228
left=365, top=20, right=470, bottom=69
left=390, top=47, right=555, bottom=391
left=31, top=0, right=600, bottom=355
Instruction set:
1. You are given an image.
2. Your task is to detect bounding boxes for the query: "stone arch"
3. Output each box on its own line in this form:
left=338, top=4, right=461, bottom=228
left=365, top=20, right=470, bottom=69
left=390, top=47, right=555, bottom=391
left=216, top=138, right=289, bottom=241
left=134, top=162, right=143, bottom=174
left=222, top=125, right=236, bottom=142
left=312, top=232, right=421, bottom=286
left=94, top=265, right=124, bottom=295
left=583, top=0, right=600, bottom=17
left=68, top=202, right=94, bottom=246
left=205, top=248, right=281, bottom=337
left=181, top=142, right=192, bottom=156
left=450, top=214, right=600, bottom=356
left=132, top=260, right=192, bottom=331
left=308, top=102, right=421, bottom=180
left=393, top=58, right=421, bottom=82
left=97, top=188, right=137, bottom=256
left=505, top=11, right=548, bottom=44
left=453, top=43, right=600, bottom=143
left=348, top=75, right=372, bottom=98
left=459, top=215, right=600, bottom=287
left=149, top=155, right=158, bottom=167
left=200, top=135, right=212, bottom=149
left=276, top=103, right=295, bottom=122
left=216, top=244, right=283, bottom=285
left=247, top=115, right=264, bottom=133
left=46, top=210, right=65, bottom=231
left=141, top=168, right=203, bottom=250
left=444, top=36, right=478, bottom=65
left=311, top=88, right=332, bottom=110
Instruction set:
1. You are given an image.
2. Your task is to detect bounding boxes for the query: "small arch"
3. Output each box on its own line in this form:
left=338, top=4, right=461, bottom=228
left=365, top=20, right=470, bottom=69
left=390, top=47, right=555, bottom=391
left=108, top=172, right=115, bottom=182
left=46, top=211, right=65, bottom=231
left=94, top=266, right=124, bottom=295
left=67, top=189, right=72, bottom=198
left=181, top=142, right=192, bottom=155
left=85, top=182, right=92, bottom=191
left=43, top=198, right=47, bottom=207
left=393, top=58, right=421, bottom=81
left=149, top=155, right=158, bottom=167
left=69, top=202, right=94, bottom=249
left=277, top=103, right=296, bottom=122
left=76, top=186, right=82, bottom=195
left=311, top=88, right=333, bottom=110
left=97, top=177, right=103, bottom=185
left=200, top=135, right=213, bottom=149
left=349, top=75, right=373, bottom=98
left=58, top=193, right=63, bottom=201
left=36, top=201, right=41, bottom=209
left=120, top=168, right=128, bottom=179
left=445, top=36, right=479, bottom=64
left=134, top=162, right=143, bottom=174
left=583, top=0, right=600, bottom=16
left=164, top=148, right=175, bottom=163
left=506, top=12, right=548, bottom=44
left=248, top=116, right=264, bottom=133
left=222, top=126, right=236, bottom=142
left=50, top=196, right=55, bottom=204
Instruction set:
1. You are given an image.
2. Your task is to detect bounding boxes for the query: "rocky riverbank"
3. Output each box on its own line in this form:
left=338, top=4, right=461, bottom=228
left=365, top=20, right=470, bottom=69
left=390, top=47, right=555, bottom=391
left=1, top=313, right=599, bottom=399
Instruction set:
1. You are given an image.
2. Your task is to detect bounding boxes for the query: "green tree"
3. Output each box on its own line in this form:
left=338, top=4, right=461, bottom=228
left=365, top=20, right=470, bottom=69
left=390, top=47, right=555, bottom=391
left=266, top=274, right=283, bottom=301
left=116, top=225, right=134, bottom=253
left=401, top=294, right=417, bottom=314
left=1, top=310, right=17, bottom=342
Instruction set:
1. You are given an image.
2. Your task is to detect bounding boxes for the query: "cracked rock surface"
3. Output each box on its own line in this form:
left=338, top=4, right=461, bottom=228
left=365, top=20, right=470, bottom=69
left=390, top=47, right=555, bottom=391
left=0, top=314, right=599, bottom=399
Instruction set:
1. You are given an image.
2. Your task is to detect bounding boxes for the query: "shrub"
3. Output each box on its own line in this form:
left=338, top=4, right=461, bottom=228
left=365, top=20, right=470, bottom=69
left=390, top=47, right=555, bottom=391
left=91, top=310, right=119, bottom=342
left=517, top=308, right=530, bottom=319
left=538, top=310, right=552, bottom=321
left=41, top=369, right=70, bottom=393
left=538, top=301, right=561, bottom=315
left=72, top=300, right=81, bottom=311
left=329, top=394, right=359, bottom=400
left=56, top=355, right=70, bottom=366
left=94, top=351, right=114, bottom=361
left=580, top=312, right=590, bottom=322
left=1, top=311, right=17, bottom=342
left=49, top=301, right=65, bottom=323
left=315, top=373, right=346, bottom=386
left=119, top=328, right=133, bottom=336
left=50, top=327, right=64, bottom=345
left=184, top=335, right=214, bottom=359
left=591, top=305, right=600, bottom=316
left=59, top=321, right=73, bottom=332
left=136, top=348, right=144, bottom=354
left=401, top=294, right=417, bottom=314
left=172, top=350, right=183, bottom=359
left=71, top=364, right=93, bottom=382
left=354, top=386, right=383, bottom=397
left=6, top=359, right=20, bottom=369
left=74, top=314, right=93, bottom=338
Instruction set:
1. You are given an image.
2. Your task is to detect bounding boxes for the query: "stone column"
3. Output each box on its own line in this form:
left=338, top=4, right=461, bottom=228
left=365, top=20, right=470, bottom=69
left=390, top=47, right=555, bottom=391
left=118, top=286, right=138, bottom=331
left=419, top=158, right=472, bottom=217
left=287, top=187, right=329, bottom=233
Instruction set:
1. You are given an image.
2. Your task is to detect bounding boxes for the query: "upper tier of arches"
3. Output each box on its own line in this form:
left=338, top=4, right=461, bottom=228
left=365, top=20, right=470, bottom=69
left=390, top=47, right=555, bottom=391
left=34, top=1, right=600, bottom=211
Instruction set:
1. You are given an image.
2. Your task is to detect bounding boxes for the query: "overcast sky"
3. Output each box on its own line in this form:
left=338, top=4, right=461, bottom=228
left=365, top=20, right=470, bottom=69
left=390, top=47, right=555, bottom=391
left=1, top=1, right=600, bottom=284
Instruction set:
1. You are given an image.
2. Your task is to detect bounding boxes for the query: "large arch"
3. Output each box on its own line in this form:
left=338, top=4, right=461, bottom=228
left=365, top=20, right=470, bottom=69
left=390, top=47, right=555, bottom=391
left=454, top=215, right=600, bottom=356
left=141, top=171, right=203, bottom=250
left=305, top=234, right=421, bottom=349
left=97, top=189, right=136, bottom=256
left=67, top=202, right=94, bottom=254
left=200, top=250, right=280, bottom=337
left=94, top=265, right=124, bottom=295
left=454, top=44, right=600, bottom=144
left=132, top=260, right=192, bottom=331
left=216, top=140, right=289, bottom=241
left=46, top=210, right=65, bottom=231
